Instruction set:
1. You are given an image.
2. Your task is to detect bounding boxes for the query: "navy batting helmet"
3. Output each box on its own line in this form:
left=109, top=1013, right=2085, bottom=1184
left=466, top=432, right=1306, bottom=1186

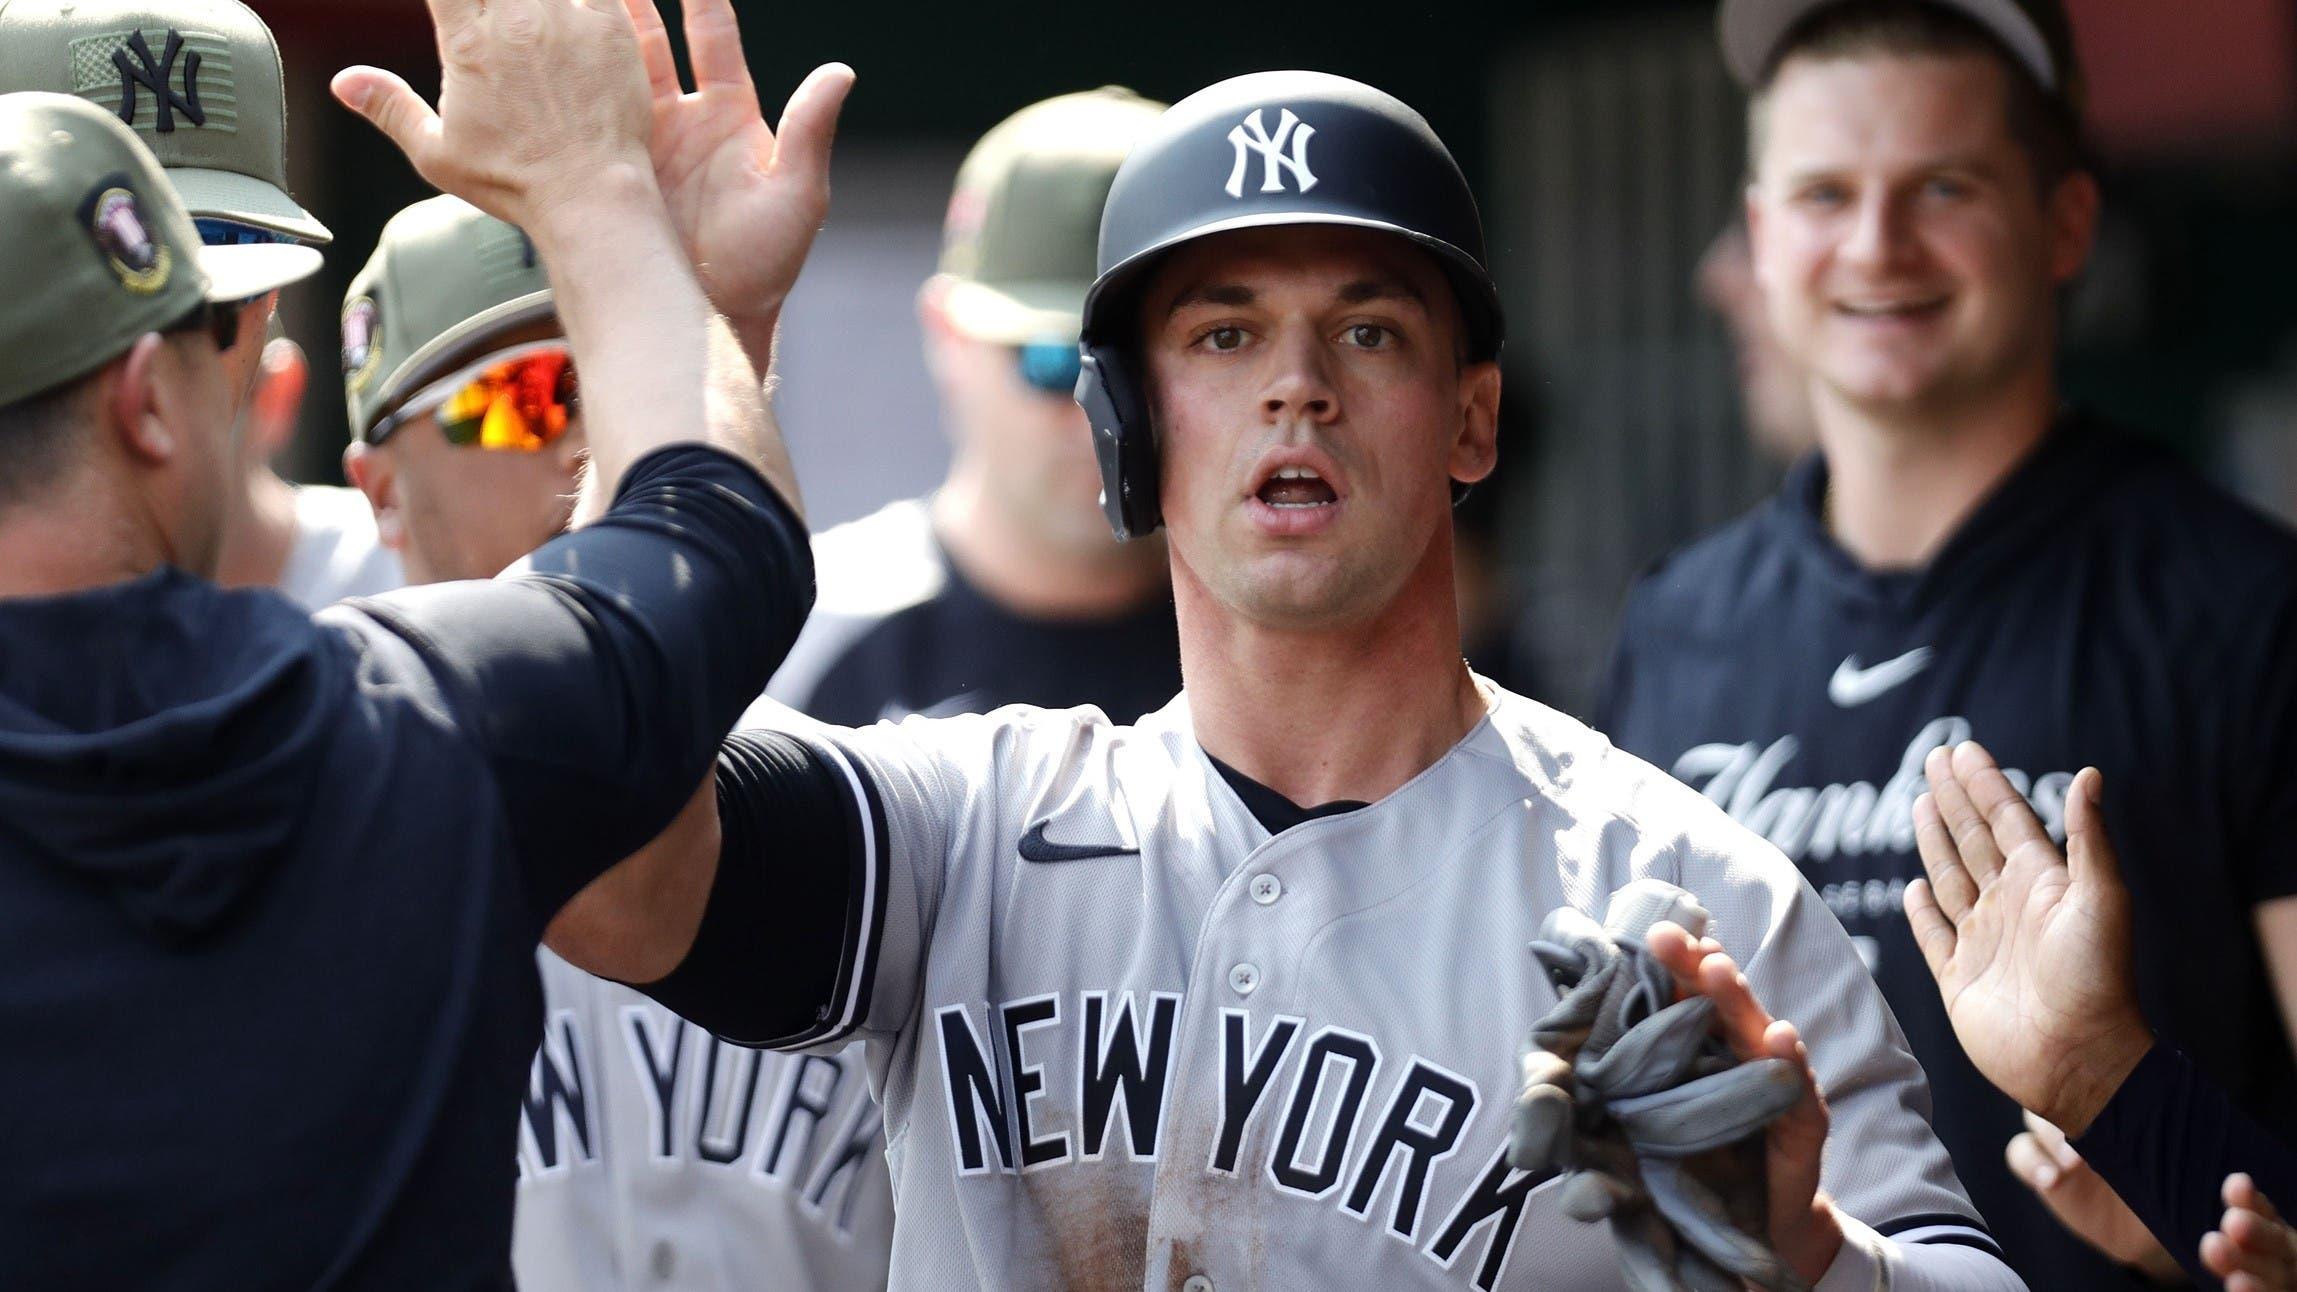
left=1075, top=70, right=1505, bottom=540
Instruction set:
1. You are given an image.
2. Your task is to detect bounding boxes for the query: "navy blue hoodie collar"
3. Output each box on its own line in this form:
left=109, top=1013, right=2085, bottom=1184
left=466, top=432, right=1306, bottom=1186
left=0, top=567, right=342, bottom=943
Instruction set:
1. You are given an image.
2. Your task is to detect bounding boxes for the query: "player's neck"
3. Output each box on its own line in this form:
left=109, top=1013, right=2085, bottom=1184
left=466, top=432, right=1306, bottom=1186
left=1179, top=543, right=1489, bottom=810
left=1812, top=366, right=2058, bottom=571
left=932, top=474, right=1167, bottom=619
left=0, top=468, right=171, bottom=599
left=213, top=466, right=298, bottom=590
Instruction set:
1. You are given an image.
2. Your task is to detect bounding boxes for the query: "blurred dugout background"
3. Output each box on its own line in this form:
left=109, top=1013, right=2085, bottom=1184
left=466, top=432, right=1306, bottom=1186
left=254, top=0, right=2297, bottom=714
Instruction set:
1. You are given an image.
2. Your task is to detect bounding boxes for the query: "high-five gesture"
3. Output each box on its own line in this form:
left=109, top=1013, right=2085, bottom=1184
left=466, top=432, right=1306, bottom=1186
left=1904, top=743, right=2152, bottom=1136
left=330, top=0, right=655, bottom=231
left=619, top=0, right=854, bottom=331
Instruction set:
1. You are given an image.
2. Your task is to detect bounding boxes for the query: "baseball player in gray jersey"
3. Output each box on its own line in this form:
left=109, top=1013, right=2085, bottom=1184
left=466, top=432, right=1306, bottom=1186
left=550, top=68, right=2021, bottom=1291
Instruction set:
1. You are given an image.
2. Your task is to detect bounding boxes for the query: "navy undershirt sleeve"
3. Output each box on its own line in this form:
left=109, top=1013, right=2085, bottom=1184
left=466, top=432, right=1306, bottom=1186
left=634, top=729, right=867, bottom=1046
left=355, top=446, right=815, bottom=929
left=2073, top=1043, right=2297, bottom=1281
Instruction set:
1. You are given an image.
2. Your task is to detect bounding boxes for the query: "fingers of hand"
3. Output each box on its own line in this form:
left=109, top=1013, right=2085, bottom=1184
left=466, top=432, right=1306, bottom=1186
left=2208, top=1222, right=2297, bottom=1288
left=331, top=68, right=442, bottom=172
left=2020, top=1109, right=2080, bottom=1168
left=617, top=0, right=680, bottom=99
left=1695, top=953, right=1775, bottom=1060
left=681, top=0, right=758, bottom=95
left=1927, top=745, right=2008, bottom=886
left=1912, top=789, right=1979, bottom=921
left=769, top=63, right=857, bottom=185
left=2005, top=1130, right=2064, bottom=1192
left=1902, top=880, right=1963, bottom=985
left=2065, top=766, right=2124, bottom=893
left=1952, top=740, right=2056, bottom=867
left=2228, top=1175, right=2290, bottom=1228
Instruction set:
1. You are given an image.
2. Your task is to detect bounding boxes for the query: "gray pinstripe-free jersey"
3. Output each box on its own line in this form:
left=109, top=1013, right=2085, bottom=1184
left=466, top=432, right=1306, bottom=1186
left=764, top=681, right=2008, bottom=1289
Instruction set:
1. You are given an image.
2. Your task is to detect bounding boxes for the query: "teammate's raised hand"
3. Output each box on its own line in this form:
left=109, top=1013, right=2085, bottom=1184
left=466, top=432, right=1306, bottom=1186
left=1903, top=742, right=2152, bottom=1136
left=330, top=0, right=656, bottom=233
left=619, top=0, right=853, bottom=329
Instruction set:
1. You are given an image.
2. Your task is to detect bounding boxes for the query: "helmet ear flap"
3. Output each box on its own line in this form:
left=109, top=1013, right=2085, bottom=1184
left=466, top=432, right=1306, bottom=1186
left=1078, top=343, right=1161, bottom=540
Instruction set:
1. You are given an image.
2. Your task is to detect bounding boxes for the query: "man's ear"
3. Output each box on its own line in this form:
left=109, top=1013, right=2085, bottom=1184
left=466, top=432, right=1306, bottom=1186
left=343, top=440, right=405, bottom=553
left=108, top=333, right=180, bottom=467
left=916, top=275, right=961, bottom=383
left=1449, top=360, right=1503, bottom=488
left=2046, top=171, right=2102, bottom=286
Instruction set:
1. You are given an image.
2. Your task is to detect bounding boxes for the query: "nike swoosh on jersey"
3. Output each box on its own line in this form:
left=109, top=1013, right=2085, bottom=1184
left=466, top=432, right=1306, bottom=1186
left=1827, top=647, right=1934, bottom=707
left=1017, top=820, right=1140, bottom=864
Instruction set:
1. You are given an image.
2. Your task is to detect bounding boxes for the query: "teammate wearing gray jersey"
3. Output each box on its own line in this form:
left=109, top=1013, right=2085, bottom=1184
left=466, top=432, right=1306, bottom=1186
left=553, top=68, right=2020, bottom=1291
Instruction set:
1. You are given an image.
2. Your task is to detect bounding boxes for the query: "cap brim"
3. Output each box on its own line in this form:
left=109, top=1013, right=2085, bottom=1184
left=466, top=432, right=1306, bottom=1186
left=1717, top=0, right=2056, bottom=89
left=941, top=277, right=1088, bottom=345
left=166, top=166, right=333, bottom=245
left=369, top=289, right=561, bottom=421
left=195, top=242, right=324, bottom=302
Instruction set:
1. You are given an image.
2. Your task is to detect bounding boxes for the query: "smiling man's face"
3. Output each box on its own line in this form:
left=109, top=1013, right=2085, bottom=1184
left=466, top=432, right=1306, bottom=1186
left=1748, top=51, right=2092, bottom=420
left=1137, top=224, right=1498, bottom=631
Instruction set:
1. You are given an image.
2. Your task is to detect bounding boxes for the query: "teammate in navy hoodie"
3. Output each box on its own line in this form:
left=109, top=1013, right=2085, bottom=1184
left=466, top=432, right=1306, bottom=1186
left=0, top=3, right=854, bottom=1284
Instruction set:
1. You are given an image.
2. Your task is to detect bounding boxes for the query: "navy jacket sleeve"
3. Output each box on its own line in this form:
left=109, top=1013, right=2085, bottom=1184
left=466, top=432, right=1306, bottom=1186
left=2074, top=1043, right=2297, bottom=1281
left=349, top=445, right=815, bottom=927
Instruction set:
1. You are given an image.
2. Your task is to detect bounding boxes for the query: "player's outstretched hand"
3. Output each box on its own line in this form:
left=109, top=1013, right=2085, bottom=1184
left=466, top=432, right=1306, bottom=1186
left=618, top=0, right=853, bottom=331
left=331, top=0, right=655, bottom=233
left=1903, top=742, right=2151, bottom=1136
left=1649, top=923, right=1842, bottom=1286
left=2005, top=1109, right=2182, bottom=1279
left=2205, top=1174, right=2297, bottom=1291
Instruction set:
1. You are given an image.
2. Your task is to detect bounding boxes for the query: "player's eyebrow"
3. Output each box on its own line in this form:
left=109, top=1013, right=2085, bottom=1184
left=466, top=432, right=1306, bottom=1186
left=1165, top=283, right=1257, bottom=315
left=1335, top=277, right=1426, bottom=308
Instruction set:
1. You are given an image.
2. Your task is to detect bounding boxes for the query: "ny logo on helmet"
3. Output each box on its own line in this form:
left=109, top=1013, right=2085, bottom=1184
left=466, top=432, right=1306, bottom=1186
left=113, top=29, right=205, bottom=134
left=1225, top=108, right=1317, bottom=199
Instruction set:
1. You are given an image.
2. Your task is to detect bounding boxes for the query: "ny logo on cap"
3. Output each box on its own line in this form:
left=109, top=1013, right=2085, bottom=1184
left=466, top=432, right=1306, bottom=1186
left=113, top=29, right=204, bottom=133
left=1225, top=108, right=1317, bottom=199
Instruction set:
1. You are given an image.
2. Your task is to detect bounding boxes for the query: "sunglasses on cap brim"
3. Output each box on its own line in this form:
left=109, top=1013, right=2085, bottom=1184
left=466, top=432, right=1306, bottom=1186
left=367, top=341, right=579, bottom=452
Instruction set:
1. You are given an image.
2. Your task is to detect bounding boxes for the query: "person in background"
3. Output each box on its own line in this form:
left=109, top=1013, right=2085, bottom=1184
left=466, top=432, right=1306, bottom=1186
left=0, top=0, right=400, bottom=607
left=1601, top=1, right=2297, bottom=1283
left=767, top=87, right=1179, bottom=726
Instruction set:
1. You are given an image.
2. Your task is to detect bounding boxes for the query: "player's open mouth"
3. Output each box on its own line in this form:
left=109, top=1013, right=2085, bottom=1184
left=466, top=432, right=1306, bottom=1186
left=1255, top=465, right=1340, bottom=510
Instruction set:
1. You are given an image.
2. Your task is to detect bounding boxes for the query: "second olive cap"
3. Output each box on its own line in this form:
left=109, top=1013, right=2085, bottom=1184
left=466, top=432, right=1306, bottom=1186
left=342, top=195, right=558, bottom=442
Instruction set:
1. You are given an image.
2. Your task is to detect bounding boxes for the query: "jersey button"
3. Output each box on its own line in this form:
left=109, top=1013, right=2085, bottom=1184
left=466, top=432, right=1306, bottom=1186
left=1249, top=873, right=1282, bottom=905
left=648, top=1239, right=676, bottom=1281
left=1183, top=1277, right=1215, bottom=1292
left=1228, top=963, right=1260, bottom=996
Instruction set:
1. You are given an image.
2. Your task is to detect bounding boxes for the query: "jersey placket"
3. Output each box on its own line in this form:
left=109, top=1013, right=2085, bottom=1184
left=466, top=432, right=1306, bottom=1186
left=1141, top=803, right=1404, bottom=1290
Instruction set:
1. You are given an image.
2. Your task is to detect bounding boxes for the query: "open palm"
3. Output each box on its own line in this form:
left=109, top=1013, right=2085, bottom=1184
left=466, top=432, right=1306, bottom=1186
left=1905, top=743, right=2151, bottom=1135
left=618, top=0, right=852, bottom=325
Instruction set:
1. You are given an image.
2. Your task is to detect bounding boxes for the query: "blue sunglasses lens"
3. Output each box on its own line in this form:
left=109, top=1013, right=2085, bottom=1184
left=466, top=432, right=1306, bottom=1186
left=1015, top=341, right=1082, bottom=396
left=193, top=218, right=296, bottom=247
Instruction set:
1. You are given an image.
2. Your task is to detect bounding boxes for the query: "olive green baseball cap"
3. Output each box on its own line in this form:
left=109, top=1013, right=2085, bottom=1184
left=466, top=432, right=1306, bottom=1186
left=342, top=195, right=558, bottom=443
left=937, top=87, right=1167, bottom=346
left=0, top=0, right=330, bottom=244
left=0, top=91, right=319, bottom=406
